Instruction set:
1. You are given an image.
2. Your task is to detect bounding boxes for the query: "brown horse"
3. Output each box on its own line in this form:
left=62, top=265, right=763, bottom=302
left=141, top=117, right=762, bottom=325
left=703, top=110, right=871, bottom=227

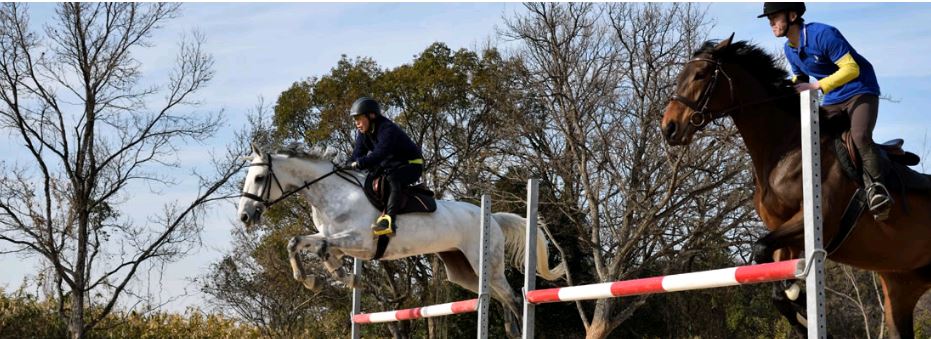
left=661, top=36, right=931, bottom=339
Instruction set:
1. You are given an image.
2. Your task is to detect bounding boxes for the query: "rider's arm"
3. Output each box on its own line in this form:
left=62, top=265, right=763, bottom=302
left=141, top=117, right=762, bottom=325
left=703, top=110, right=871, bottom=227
left=818, top=53, right=860, bottom=93
left=351, top=133, right=368, bottom=163
left=357, top=124, right=397, bottom=169
left=815, top=25, right=860, bottom=93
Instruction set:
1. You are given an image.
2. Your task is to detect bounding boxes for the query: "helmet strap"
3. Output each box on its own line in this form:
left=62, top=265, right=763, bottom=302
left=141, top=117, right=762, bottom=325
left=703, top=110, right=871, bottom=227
left=779, top=12, right=793, bottom=36
left=366, top=114, right=378, bottom=133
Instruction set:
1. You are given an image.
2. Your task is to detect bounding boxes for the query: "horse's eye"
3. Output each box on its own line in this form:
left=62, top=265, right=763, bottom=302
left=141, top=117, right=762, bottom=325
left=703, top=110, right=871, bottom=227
left=255, top=175, right=265, bottom=182
left=694, top=72, right=707, bottom=80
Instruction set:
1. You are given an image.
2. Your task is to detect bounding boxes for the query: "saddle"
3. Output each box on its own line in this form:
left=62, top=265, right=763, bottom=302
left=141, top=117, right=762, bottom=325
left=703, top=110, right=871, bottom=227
left=840, top=135, right=919, bottom=168
left=363, top=171, right=437, bottom=261
left=823, top=122, right=931, bottom=253
left=833, top=132, right=931, bottom=193
left=363, top=172, right=437, bottom=215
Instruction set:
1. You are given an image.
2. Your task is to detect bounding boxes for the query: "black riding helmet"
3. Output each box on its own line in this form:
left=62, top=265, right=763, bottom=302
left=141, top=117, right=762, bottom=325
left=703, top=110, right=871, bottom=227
left=757, top=2, right=806, bottom=18
left=349, top=97, right=381, bottom=117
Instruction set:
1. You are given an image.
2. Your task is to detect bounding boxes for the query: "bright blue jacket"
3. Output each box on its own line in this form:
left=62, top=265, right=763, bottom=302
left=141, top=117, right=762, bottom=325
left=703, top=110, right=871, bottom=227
left=784, top=22, right=880, bottom=105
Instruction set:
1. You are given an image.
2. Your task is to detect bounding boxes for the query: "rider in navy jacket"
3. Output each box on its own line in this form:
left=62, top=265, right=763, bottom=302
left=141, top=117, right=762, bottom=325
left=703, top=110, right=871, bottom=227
left=348, top=97, right=424, bottom=236
left=351, top=116, right=423, bottom=171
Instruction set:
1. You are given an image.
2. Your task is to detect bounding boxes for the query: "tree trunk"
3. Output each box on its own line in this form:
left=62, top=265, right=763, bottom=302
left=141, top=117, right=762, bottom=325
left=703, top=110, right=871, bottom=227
left=70, top=191, right=91, bottom=339
left=69, top=293, right=84, bottom=339
left=585, top=301, right=619, bottom=339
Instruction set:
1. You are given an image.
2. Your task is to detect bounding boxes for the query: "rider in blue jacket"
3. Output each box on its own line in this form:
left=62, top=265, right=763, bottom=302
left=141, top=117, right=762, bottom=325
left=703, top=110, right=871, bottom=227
left=760, top=2, right=892, bottom=220
left=348, top=97, right=424, bottom=235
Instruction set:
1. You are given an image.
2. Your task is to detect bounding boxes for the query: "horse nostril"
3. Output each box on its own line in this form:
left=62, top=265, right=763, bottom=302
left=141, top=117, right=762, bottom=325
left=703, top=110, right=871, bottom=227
left=664, top=122, right=678, bottom=141
left=240, top=213, right=249, bottom=223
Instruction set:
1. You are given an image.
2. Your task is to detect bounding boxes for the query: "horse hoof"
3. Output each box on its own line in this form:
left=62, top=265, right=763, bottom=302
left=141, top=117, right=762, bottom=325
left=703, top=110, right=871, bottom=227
left=784, top=282, right=801, bottom=301
left=752, top=242, right=771, bottom=264
left=347, top=275, right=359, bottom=289
left=302, top=275, right=322, bottom=291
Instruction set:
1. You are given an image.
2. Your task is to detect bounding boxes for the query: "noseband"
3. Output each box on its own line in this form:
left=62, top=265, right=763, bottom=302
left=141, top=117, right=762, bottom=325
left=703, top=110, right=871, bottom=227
left=241, top=154, right=287, bottom=207
left=669, top=57, right=735, bottom=128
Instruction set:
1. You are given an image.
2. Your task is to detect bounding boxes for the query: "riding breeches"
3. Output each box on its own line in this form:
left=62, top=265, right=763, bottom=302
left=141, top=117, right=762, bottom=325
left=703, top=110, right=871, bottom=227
left=385, top=164, right=423, bottom=216
left=822, top=94, right=881, bottom=177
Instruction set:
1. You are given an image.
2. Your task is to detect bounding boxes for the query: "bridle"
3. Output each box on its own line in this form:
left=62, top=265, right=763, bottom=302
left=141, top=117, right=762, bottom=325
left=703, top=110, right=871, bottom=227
left=241, top=154, right=362, bottom=209
left=670, top=56, right=796, bottom=128
left=670, top=57, right=735, bottom=128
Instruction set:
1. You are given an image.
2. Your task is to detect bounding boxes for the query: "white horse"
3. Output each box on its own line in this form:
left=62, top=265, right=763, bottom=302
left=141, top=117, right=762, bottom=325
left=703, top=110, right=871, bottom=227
left=236, top=144, right=565, bottom=337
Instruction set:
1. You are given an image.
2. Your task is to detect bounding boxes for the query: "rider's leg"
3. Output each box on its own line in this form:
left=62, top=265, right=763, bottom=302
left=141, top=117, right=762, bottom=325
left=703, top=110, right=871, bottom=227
left=373, top=163, right=423, bottom=235
left=849, top=94, right=892, bottom=220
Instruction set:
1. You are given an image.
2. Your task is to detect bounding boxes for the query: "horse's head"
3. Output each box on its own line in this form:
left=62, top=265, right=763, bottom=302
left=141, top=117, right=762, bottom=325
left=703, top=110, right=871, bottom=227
left=662, top=34, right=737, bottom=146
left=237, top=143, right=348, bottom=227
left=238, top=143, right=282, bottom=226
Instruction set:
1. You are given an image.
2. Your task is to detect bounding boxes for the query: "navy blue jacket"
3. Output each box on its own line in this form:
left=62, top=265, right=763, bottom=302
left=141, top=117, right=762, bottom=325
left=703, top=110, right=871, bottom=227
left=352, top=116, right=423, bottom=170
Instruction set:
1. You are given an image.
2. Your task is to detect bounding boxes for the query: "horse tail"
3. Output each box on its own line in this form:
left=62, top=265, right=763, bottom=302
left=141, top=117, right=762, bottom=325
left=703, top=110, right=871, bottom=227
left=492, top=212, right=566, bottom=281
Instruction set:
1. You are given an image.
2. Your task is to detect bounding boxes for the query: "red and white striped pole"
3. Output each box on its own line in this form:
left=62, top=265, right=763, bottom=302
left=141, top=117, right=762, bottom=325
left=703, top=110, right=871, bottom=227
left=352, top=299, right=478, bottom=324
left=526, top=259, right=803, bottom=304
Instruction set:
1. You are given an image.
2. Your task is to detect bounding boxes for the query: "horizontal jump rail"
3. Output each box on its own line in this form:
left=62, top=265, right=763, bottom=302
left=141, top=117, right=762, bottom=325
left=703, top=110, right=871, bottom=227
left=527, top=259, right=803, bottom=304
left=352, top=298, right=478, bottom=324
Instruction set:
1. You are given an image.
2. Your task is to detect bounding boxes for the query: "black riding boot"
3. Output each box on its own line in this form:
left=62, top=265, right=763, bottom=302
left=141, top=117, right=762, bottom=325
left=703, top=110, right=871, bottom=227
left=372, top=173, right=404, bottom=236
left=371, top=164, right=422, bottom=236
left=860, top=144, right=893, bottom=221
left=371, top=183, right=399, bottom=236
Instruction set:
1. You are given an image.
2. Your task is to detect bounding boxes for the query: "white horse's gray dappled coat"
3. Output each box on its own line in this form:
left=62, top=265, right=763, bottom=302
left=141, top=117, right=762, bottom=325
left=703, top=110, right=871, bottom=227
left=237, top=144, right=565, bottom=337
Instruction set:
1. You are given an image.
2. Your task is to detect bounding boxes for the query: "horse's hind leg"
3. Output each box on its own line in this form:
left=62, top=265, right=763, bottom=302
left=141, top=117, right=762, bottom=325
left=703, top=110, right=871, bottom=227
left=489, top=270, right=522, bottom=338
left=879, top=271, right=927, bottom=339
left=437, top=251, right=480, bottom=293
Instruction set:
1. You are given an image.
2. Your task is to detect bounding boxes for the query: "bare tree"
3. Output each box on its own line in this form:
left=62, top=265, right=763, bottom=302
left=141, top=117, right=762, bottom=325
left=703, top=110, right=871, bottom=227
left=0, top=3, right=240, bottom=338
left=502, top=3, right=760, bottom=338
left=823, top=263, right=888, bottom=338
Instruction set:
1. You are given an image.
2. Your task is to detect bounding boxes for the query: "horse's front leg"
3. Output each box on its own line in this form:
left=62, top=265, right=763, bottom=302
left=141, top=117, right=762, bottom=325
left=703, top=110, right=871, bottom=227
left=320, top=230, right=374, bottom=289
left=321, top=248, right=361, bottom=289
left=287, top=234, right=328, bottom=290
left=754, top=211, right=820, bottom=338
left=753, top=211, right=806, bottom=264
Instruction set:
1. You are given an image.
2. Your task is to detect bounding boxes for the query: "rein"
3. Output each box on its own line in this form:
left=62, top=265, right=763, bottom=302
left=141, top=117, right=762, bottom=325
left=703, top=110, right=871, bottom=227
left=242, top=155, right=363, bottom=208
left=670, top=57, right=797, bottom=128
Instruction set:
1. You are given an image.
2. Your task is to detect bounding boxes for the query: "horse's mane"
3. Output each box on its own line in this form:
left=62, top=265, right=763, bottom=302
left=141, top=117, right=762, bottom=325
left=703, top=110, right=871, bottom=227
left=275, top=143, right=341, bottom=163
left=695, top=39, right=795, bottom=97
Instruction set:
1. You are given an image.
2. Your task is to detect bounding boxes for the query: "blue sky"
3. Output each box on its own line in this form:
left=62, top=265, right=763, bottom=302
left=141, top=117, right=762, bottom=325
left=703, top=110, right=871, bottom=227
left=1, top=3, right=929, bottom=313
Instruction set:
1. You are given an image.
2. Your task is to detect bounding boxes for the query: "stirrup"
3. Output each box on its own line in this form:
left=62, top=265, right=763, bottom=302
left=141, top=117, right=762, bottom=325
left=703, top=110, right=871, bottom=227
left=372, top=215, right=394, bottom=236
left=865, top=183, right=893, bottom=221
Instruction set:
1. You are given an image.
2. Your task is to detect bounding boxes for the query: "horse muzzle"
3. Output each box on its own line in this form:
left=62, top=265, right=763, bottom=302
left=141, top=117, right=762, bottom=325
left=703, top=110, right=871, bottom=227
left=662, top=121, right=692, bottom=146
left=239, top=207, right=264, bottom=225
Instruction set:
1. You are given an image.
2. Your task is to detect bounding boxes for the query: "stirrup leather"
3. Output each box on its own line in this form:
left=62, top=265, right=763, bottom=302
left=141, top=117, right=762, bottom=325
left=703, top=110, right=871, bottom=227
left=372, top=215, right=394, bottom=236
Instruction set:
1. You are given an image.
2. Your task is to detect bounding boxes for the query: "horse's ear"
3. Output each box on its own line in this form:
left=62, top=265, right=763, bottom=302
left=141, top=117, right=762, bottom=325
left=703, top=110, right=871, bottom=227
left=715, top=33, right=735, bottom=50
left=250, top=142, right=263, bottom=157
